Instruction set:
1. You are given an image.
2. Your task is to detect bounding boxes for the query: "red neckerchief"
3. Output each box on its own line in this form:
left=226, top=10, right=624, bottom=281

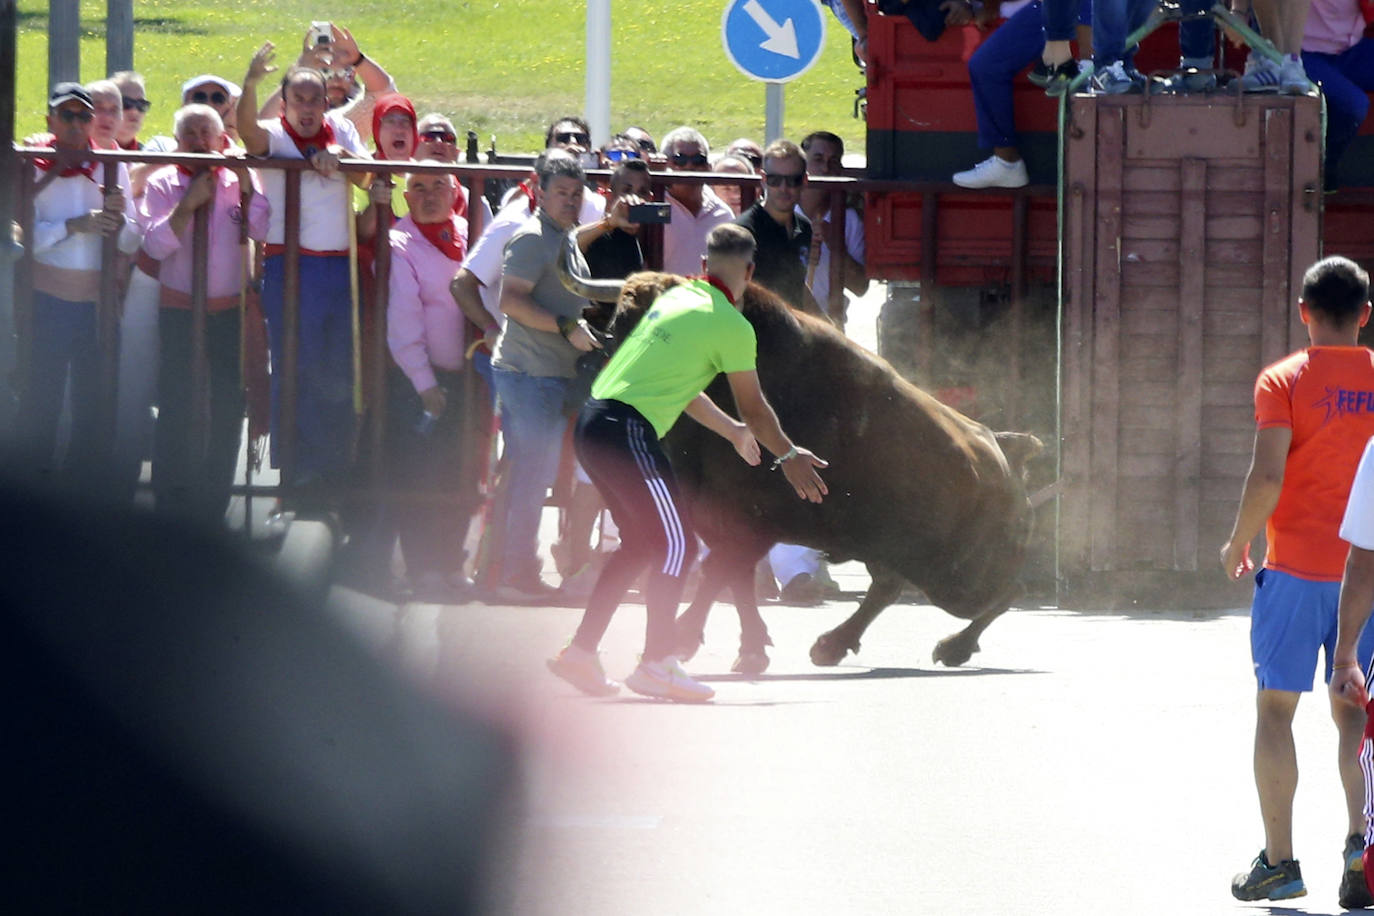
left=117, top=137, right=142, bottom=151
left=698, top=274, right=736, bottom=306
left=33, top=138, right=96, bottom=180
left=414, top=214, right=466, bottom=262
left=451, top=188, right=468, bottom=220
left=175, top=162, right=224, bottom=180
left=515, top=177, right=536, bottom=213
left=279, top=113, right=335, bottom=159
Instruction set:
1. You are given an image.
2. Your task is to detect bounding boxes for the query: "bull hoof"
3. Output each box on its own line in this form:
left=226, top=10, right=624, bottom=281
left=932, top=633, right=979, bottom=667
left=809, top=630, right=856, bottom=667
left=731, top=650, right=770, bottom=676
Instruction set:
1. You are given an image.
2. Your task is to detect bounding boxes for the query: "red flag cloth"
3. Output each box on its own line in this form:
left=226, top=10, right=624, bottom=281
left=278, top=113, right=335, bottom=158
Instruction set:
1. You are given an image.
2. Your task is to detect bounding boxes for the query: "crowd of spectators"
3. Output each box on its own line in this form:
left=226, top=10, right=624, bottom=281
left=16, top=0, right=1374, bottom=601
left=11, top=20, right=871, bottom=605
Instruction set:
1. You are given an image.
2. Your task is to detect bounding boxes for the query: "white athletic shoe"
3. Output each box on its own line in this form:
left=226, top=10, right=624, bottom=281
left=952, top=155, right=1029, bottom=190
left=625, top=655, right=715, bottom=702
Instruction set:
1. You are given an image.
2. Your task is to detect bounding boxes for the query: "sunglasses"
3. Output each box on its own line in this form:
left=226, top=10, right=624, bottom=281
left=635, top=138, right=657, bottom=153
left=320, top=66, right=355, bottom=81
left=555, top=130, right=591, bottom=147
left=421, top=129, right=457, bottom=143
left=763, top=172, right=805, bottom=188
left=189, top=90, right=228, bottom=106
left=604, top=148, right=640, bottom=162
left=670, top=152, right=709, bottom=167
left=122, top=97, right=151, bottom=113
left=57, top=108, right=94, bottom=123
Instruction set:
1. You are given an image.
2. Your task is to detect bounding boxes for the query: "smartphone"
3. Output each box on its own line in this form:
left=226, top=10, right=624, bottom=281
left=309, top=21, right=332, bottom=46
left=627, top=202, right=672, bottom=225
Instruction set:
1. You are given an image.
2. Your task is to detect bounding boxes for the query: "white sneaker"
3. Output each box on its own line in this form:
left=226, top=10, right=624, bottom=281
left=625, top=656, right=715, bottom=702
left=1240, top=55, right=1281, bottom=92
left=547, top=644, right=620, bottom=696
left=1279, top=55, right=1312, bottom=95
left=952, top=155, right=1029, bottom=190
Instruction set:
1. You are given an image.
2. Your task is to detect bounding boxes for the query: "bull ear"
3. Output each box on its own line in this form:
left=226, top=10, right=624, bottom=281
left=556, top=230, right=624, bottom=303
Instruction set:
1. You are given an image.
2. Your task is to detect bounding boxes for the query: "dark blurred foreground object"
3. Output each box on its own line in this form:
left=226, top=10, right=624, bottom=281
left=3, top=475, right=519, bottom=914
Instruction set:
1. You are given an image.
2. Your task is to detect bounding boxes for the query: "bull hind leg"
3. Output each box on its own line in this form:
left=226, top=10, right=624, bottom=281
left=810, top=564, right=905, bottom=666
left=674, top=547, right=753, bottom=661
left=727, top=555, right=773, bottom=676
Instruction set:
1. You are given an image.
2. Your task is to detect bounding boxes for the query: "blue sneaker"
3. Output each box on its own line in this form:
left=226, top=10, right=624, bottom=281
left=1231, top=850, right=1306, bottom=901
left=1091, top=61, right=1146, bottom=95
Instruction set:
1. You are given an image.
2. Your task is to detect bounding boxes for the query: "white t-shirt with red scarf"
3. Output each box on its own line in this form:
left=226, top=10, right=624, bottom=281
left=260, top=110, right=367, bottom=252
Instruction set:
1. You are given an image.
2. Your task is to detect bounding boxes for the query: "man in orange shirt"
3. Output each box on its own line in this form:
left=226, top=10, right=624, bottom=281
left=1222, top=255, right=1374, bottom=904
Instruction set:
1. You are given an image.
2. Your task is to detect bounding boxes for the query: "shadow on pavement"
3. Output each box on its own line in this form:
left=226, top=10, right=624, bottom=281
left=697, top=665, right=1043, bottom=683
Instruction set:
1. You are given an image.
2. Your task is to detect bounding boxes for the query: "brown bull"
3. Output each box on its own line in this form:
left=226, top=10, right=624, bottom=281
left=561, top=258, right=1042, bottom=673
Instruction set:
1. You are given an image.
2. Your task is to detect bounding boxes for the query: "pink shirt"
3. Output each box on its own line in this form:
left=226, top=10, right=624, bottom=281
left=662, top=186, right=735, bottom=276
left=141, top=165, right=269, bottom=309
left=388, top=214, right=471, bottom=394
left=1303, top=0, right=1366, bottom=55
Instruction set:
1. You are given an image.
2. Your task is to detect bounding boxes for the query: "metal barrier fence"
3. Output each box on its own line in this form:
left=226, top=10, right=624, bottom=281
left=10, top=146, right=1049, bottom=520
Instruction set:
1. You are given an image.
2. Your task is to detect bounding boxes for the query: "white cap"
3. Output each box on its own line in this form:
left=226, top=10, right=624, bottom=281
left=180, top=74, right=241, bottom=100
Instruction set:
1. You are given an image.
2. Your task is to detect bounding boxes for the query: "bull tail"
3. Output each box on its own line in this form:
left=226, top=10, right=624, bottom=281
left=994, top=431, right=1044, bottom=474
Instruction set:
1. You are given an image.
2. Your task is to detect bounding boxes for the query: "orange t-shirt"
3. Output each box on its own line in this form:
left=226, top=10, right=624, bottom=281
left=1256, top=346, right=1374, bottom=580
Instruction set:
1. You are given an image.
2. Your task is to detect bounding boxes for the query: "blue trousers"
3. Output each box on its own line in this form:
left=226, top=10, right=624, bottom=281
left=1304, top=38, right=1374, bottom=183
left=260, top=254, right=356, bottom=481
left=1094, top=0, right=1214, bottom=67
left=491, top=366, right=571, bottom=585
left=972, top=0, right=1092, bottom=149
left=14, top=291, right=106, bottom=483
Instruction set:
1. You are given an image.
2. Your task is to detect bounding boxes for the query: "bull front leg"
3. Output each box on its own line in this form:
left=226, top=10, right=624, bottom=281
left=809, top=564, right=904, bottom=666
left=932, top=597, right=1013, bottom=667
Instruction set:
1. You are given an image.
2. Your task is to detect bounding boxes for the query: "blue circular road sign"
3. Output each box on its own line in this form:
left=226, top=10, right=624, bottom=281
left=721, top=0, right=827, bottom=84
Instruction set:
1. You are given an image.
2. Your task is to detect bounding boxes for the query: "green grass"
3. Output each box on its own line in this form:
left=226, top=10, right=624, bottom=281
left=16, top=0, right=869, bottom=156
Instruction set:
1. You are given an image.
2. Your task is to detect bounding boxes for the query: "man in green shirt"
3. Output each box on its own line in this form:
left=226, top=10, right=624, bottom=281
left=547, top=224, right=828, bottom=702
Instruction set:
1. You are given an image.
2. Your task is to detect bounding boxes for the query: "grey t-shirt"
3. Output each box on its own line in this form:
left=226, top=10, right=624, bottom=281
left=492, top=209, right=590, bottom=379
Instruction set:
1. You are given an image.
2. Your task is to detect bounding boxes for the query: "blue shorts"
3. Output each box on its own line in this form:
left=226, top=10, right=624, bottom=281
left=1251, top=567, right=1374, bottom=691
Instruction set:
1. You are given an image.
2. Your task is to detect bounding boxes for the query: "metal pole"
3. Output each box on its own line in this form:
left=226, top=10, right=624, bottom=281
left=765, top=82, right=784, bottom=144
left=106, top=0, right=133, bottom=74
left=585, top=0, right=611, bottom=147
left=48, top=0, right=80, bottom=87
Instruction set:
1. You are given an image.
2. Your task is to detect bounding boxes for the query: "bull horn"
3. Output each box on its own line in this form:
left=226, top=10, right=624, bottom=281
left=557, top=230, right=624, bottom=302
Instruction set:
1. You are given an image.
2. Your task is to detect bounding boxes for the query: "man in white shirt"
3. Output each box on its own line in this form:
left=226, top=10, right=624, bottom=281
left=238, top=43, right=369, bottom=488
left=16, top=83, right=140, bottom=485
left=798, top=130, right=867, bottom=326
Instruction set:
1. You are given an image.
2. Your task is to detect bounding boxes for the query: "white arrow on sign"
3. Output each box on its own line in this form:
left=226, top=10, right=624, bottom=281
left=742, top=0, right=799, bottom=59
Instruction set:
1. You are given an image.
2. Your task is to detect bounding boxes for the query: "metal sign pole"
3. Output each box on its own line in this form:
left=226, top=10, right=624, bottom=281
left=765, top=82, right=784, bottom=144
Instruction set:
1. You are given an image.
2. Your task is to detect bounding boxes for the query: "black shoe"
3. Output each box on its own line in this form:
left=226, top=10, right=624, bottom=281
left=1030, top=59, right=1079, bottom=96
left=1341, top=834, right=1373, bottom=909
left=1231, top=850, right=1306, bottom=901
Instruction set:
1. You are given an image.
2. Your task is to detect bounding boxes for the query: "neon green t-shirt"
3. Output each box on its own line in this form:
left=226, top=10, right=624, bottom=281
left=591, top=279, right=756, bottom=438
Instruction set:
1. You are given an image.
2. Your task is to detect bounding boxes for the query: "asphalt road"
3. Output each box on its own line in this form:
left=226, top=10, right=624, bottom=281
left=325, top=564, right=1370, bottom=916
